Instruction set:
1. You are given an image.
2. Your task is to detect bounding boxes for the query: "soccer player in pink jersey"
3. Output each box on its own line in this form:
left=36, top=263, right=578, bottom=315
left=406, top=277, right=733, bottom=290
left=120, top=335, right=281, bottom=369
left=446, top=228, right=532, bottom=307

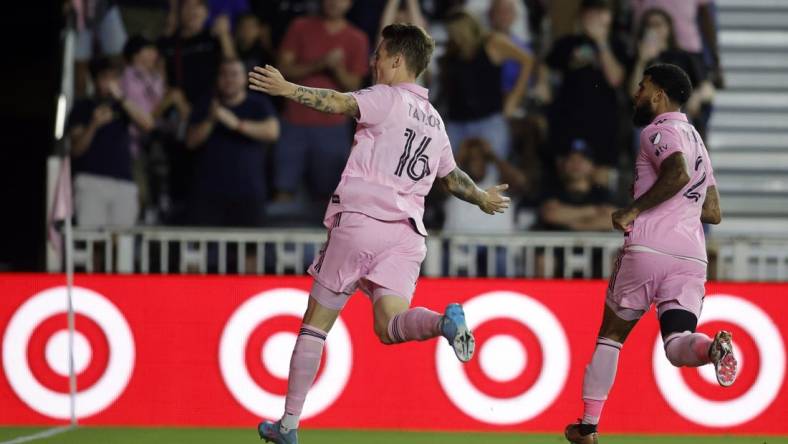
left=564, top=64, right=737, bottom=444
left=248, top=23, right=510, bottom=444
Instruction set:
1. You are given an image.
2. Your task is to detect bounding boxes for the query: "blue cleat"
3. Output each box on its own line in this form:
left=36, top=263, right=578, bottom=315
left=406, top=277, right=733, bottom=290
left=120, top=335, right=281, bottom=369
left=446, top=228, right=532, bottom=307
left=258, top=420, right=298, bottom=444
left=440, top=303, right=475, bottom=362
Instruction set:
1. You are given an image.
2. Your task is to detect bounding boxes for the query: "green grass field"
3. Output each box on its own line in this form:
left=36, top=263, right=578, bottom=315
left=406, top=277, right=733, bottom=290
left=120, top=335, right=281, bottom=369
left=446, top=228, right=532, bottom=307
left=1, top=428, right=787, bottom=444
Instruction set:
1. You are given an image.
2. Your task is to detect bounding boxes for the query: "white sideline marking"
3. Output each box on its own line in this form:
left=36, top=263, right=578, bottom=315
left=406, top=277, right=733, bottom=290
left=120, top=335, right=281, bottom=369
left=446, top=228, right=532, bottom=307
left=0, top=426, right=75, bottom=444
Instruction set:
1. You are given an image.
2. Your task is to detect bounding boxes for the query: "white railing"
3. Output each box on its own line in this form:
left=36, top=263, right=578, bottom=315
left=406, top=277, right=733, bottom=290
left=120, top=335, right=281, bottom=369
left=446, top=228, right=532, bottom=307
left=51, top=227, right=788, bottom=282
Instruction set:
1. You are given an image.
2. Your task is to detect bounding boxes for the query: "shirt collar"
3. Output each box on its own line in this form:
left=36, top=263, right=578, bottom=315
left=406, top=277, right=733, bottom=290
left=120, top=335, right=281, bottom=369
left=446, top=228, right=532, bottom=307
left=653, top=111, right=687, bottom=123
left=395, top=82, right=429, bottom=99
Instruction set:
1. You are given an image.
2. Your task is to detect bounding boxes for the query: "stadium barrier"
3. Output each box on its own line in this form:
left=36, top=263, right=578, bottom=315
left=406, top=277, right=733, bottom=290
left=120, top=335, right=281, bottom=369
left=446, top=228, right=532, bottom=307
left=1, top=274, right=786, bottom=434
left=49, top=226, right=788, bottom=281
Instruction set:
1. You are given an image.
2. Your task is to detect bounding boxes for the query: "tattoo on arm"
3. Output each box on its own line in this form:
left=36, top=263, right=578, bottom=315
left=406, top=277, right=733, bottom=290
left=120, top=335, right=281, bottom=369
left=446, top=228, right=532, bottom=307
left=632, top=152, right=690, bottom=213
left=286, top=86, right=359, bottom=117
left=441, top=168, right=485, bottom=205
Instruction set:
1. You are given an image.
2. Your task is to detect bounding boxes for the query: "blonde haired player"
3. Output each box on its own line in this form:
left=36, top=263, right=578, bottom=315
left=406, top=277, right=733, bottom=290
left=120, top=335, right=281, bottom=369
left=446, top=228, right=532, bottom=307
left=249, top=23, right=510, bottom=444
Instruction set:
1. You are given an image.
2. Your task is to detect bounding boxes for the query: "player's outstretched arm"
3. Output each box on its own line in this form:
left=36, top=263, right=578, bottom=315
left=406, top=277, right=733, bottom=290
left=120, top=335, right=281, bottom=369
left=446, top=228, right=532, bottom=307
left=440, top=168, right=510, bottom=215
left=612, top=152, right=690, bottom=231
left=701, top=185, right=722, bottom=224
left=248, top=65, right=359, bottom=117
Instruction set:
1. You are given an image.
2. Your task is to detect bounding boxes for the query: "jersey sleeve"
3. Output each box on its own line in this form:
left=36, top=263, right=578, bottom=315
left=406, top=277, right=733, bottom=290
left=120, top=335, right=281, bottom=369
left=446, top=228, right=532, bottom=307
left=436, top=140, right=457, bottom=178
left=641, top=125, right=684, bottom=170
left=350, top=84, right=395, bottom=126
left=706, top=157, right=717, bottom=187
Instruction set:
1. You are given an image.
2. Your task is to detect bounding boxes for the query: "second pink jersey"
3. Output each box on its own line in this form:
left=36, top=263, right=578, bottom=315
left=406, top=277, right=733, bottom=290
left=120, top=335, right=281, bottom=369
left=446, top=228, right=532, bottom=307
left=626, top=111, right=717, bottom=262
left=322, top=83, right=456, bottom=236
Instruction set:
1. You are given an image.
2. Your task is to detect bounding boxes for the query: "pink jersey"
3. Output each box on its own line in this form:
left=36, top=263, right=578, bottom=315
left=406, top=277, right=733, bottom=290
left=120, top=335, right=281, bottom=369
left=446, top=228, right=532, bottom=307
left=625, top=112, right=716, bottom=262
left=322, top=83, right=456, bottom=236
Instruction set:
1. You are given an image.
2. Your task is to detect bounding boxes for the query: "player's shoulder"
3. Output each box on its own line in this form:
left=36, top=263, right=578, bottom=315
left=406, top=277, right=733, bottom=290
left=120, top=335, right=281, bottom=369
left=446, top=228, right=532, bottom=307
left=355, top=83, right=397, bottom=99
left=642, top=119, right=681, bottom=142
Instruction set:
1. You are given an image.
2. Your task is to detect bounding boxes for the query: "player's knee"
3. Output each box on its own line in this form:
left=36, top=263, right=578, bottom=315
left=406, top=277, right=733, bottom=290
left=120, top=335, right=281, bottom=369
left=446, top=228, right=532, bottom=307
left=373, top=322, right=394, bottom=345
left=597, top=325, right=630, bottom=344
left=659, top=309, right=698, bottom=339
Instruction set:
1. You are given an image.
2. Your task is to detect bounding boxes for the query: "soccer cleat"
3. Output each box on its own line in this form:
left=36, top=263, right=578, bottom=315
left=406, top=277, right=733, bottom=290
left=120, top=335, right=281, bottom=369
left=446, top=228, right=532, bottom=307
left=440, top=303, right=475, bottom=362
left=258, top=420, right=298, bottom=444
left=564, top=422, right=599, bottom=444
left=709, top=330, right=738, bottom=387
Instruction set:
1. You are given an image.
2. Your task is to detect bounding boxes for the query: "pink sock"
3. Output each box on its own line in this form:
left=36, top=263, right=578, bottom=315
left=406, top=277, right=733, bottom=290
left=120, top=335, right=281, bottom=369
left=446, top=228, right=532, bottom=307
left=387, top=307, right=441, bottom=343
left=581, top=337, right=622, bottom=425
left=282, top=324, right=327, bottom=429
left=664, top=331, right=712, bottom=367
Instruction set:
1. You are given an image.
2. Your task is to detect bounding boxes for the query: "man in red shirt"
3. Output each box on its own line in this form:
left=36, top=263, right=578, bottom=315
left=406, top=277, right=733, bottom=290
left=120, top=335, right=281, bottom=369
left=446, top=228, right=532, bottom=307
left=274, top=0, right=370, bottom=204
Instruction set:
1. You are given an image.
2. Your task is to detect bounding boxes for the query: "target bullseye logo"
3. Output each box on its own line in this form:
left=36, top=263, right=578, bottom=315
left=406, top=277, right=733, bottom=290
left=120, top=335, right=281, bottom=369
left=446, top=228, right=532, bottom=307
left=2, top=286, right=135, bottom=419
left=219, top=288, right=352, bottom=420
left=653, top=294, right=786, bottom=427
left=436, top=291, right=570, bottom=424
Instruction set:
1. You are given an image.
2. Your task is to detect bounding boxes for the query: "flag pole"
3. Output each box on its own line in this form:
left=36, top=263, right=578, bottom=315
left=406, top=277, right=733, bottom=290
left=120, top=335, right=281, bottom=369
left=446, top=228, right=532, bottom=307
left=56, top=11, right=78, bottom=426
left=64, top=186, right=77, bottom=427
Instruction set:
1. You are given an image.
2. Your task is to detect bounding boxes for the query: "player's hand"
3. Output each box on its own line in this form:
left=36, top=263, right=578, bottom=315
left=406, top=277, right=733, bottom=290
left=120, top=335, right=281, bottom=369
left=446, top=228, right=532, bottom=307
left=91, top=104, right=114, bottom=127
left=479, top=184, right=511, bottom=215
left=612, top=206, right=638, bottom=232
left=249, top=65, right=295, bottom=97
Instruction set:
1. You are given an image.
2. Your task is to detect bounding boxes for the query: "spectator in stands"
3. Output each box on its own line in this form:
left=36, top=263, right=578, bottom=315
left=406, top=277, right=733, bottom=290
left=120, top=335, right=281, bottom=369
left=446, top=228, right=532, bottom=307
left=185, top=58, right=279, bottom=226
left=73, top=0, right=129, bottom=98
left=235, top=13, right=275, bottom=73
left=121, top=36, right=166, bottom=156
left=488, top=0, right=530, bottom=97
left=538, top=141, right=616, bottom=231
left=115, top=0, right=170, bottom=41
left=545, top=0, right=628, bottom=189
left=273, top=0, right=369, bottom=203
left=439, top=9, right=533, bottom=161
left=158, top=0, right=237, bottom=106
left=442, top=137, right=526, bottom=234
left=68, top=57, right=155, bottom=228
left=632, top=0, right=724, bottom=88
left=206, top=0, right=250, bottom=28
left=120, top=35, right=164, bottom=219
left=378, top=0, right=428, bottom=45
left=351, top=0, right=428, bottom=52
left=249, top=0, right=321, bottom=49
left=487, top=0, right=550, bottom=197
left=630, top=8, right=715, bottom=138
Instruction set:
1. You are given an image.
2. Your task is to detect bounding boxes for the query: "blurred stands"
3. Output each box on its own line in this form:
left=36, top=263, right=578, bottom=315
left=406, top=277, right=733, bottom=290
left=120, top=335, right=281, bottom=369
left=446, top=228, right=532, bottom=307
left=709, top=0, right=788, bottom=234
left=47, top=0, right=788, bottom=280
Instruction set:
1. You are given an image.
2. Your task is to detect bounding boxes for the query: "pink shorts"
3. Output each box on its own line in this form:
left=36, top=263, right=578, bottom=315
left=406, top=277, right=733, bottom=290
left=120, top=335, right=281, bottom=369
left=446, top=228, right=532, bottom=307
left=308, top=212, right=427, bottom=310
left=606, top=248, right=707, bottom=320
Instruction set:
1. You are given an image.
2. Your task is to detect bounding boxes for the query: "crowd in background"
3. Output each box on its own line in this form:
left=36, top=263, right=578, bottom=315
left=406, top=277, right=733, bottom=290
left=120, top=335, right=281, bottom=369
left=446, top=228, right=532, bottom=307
left=65, top=0, right=723, bottom=235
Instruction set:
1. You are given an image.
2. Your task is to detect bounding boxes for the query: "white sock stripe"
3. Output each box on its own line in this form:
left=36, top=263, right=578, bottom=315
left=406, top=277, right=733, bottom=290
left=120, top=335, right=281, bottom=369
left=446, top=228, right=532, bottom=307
left=596, top=337, right=623, bottom=350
